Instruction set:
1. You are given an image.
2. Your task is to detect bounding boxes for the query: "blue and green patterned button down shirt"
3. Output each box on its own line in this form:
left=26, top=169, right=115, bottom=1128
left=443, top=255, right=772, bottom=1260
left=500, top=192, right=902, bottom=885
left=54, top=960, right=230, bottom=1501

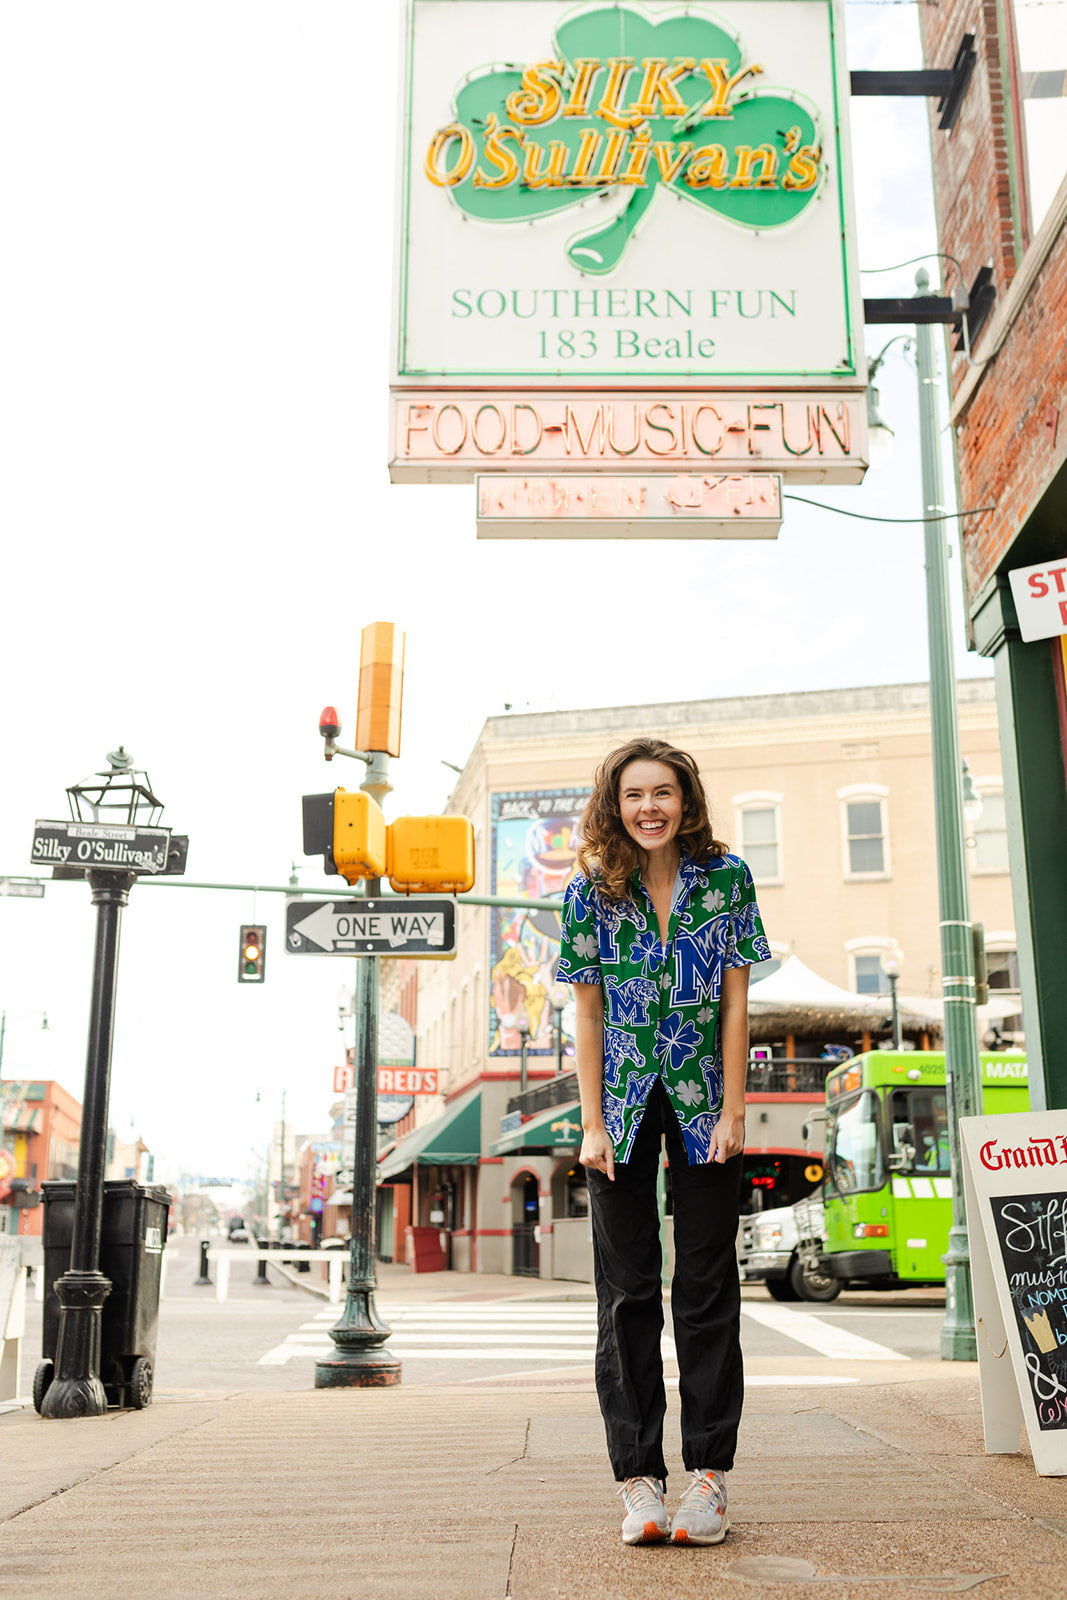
left=557, top=852, right=769, bottom=1164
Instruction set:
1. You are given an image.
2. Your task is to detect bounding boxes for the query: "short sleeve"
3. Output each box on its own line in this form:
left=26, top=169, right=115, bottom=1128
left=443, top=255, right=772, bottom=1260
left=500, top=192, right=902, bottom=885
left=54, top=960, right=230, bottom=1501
left=556, top=873, right=603, bottom=986
left=724, top=859, right=771, bottom=969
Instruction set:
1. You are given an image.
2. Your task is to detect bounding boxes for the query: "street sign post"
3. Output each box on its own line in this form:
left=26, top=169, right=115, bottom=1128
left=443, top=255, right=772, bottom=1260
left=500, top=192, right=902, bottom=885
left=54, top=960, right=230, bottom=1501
left=31, top=820, right=172, bottom=875
left=0, top=878, right=45, bottom=899
left=285, top=896, right=456, bottom=956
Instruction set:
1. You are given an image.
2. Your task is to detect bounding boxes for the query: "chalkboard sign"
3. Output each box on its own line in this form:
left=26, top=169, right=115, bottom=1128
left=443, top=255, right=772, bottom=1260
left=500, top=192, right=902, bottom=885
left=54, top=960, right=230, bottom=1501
left=989, top=1191, right=1067, bottom=1430
left=960, top=1112, right=1067, bottom=1476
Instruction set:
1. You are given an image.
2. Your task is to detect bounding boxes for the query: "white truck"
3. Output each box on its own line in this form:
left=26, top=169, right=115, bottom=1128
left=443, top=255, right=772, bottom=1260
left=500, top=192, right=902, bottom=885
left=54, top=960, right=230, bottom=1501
left=737, top=1194, right=842, bottom=1303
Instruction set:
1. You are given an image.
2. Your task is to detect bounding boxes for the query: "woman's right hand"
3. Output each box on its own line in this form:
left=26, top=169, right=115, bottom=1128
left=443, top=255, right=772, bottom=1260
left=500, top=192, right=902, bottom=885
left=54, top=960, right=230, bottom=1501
left=580, top=1125, right=615, bottom=1182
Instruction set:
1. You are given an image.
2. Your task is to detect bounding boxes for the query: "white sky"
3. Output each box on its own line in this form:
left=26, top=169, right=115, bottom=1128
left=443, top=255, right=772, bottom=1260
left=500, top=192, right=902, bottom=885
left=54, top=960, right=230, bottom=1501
left=0, top=2, right=988, bottom=1182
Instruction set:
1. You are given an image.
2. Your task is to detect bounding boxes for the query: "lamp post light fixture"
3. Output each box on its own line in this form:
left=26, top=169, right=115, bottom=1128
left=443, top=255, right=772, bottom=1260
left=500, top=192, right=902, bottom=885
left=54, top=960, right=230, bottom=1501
left=515, top=1014, right=530, bottom=1096
left=546, top=981, right=570, bottom=1077
left=962, top=760, right=983, bottom=828
left=883, top=958, right=902, bottom=1052
left=35, top=749, right=186, bottom=1418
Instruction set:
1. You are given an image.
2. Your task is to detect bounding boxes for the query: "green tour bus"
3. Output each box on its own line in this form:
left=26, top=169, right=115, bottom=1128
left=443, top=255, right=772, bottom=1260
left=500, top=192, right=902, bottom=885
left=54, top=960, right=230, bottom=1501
left=804, top=1050, right=1029, bottom=1288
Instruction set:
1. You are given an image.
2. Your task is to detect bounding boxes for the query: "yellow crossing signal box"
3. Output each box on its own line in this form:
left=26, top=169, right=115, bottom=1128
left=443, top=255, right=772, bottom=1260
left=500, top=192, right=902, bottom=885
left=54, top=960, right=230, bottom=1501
left=333, top=788, right=386, bottom=884
left=387, top=814, right=475, bottom=895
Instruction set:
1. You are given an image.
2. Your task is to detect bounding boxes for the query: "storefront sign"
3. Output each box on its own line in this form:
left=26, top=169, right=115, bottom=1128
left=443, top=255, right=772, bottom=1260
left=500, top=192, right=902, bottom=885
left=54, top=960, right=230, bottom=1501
left=391, top=393, right=866, bottom=483
left=960, top=1111, right=1067, bottom=1476
left=377, top=1068, right=439, bottom=1095
left=1008, top=557, right=1067, bottom=642
left=396, top=0, right=862, bottom=389
left=476, top=470, right=781, bottom=537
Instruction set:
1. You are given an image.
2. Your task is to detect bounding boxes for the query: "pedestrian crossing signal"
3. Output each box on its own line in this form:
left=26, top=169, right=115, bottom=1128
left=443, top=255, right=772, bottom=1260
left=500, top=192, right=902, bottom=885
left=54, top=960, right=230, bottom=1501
left=238, top=924, right=266, bottom=983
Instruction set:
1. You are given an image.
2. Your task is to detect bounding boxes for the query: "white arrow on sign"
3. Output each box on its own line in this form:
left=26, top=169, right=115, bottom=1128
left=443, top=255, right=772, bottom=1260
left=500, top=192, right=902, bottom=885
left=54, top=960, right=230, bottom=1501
left=291, top=901, right=446, bottom=952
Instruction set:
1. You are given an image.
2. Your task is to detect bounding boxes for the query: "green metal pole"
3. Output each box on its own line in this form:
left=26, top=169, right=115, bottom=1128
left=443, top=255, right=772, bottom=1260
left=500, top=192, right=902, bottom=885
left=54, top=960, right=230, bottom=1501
left=314, top=749, right=401, bottom=1388
left=914, top=268, right=984, bottom=1361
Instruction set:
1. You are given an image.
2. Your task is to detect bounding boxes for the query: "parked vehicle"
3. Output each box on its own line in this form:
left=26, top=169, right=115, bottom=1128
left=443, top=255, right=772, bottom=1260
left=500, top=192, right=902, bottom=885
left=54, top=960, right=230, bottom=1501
left=739, top=1194, right=841, bottom=1302
left=741, top=1049, right=1029, bottom=1298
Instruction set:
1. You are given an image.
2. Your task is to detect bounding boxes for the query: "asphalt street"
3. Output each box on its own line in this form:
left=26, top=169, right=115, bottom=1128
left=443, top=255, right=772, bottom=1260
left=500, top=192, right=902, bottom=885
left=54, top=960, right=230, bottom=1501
left=18, top=1232, right=951, bottom=1399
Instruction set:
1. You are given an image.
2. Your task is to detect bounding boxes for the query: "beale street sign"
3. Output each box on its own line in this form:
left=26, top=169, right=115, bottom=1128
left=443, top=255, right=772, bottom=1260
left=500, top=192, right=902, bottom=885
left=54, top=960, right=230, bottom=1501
left=285, top=897, right=457, bottom=956
left=395, top=1, right=863, bottom=390
left=476, top=470, right=782, bottom=537
left=31, top=820, right=172, bottom=875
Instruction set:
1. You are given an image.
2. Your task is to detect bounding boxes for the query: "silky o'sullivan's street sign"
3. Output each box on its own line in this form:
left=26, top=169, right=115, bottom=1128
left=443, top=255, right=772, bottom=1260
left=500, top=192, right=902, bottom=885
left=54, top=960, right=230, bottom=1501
left=392, top=0, right=866, bottom=486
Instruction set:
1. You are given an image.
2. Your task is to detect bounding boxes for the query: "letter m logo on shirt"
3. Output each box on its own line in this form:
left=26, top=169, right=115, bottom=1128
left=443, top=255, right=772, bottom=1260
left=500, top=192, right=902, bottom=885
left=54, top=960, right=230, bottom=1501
left=605, top=976, right=658, bottom=1028
left=670, top=924, right=725, bottom=1007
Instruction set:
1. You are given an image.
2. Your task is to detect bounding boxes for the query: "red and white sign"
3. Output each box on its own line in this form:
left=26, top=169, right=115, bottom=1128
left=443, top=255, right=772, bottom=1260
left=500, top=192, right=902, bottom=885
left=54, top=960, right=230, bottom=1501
left=391, top=392, right=866, bottom=485
left=1008, top=557, right=1067, bottom=642
left=0, top=1149, right=15, bottom=1202
left=333, top=1064, right=354, bottom=1094
left=476, top=471, right=782, bottom=539
left=378, top=1067, right=439, bottom=1095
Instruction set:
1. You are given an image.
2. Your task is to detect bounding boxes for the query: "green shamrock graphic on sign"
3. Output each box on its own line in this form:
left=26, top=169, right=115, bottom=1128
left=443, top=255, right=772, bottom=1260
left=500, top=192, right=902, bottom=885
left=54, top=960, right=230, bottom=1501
left=424, top=4, right=823, bottom=274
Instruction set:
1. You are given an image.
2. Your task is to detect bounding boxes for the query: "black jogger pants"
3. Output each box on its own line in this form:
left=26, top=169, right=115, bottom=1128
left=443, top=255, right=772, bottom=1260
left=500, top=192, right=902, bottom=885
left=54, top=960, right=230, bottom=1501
left=586, top=1075, right=743, bottom=1483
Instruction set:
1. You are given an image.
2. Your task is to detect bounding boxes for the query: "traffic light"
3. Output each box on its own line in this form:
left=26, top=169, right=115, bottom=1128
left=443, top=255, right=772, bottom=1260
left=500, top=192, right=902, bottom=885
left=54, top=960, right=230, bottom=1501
left=333, top=788, right=387, bottom=883
left=238, top=924, right=266, bottom=983
left=387, top=814, right=475, bottom=894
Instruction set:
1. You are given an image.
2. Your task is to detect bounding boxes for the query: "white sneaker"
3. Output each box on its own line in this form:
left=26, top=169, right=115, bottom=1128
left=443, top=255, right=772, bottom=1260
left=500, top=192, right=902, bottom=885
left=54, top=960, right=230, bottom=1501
left=618, top=1475, right=670, bottom=1544
left=670, top=1469, right=729, bottom=1545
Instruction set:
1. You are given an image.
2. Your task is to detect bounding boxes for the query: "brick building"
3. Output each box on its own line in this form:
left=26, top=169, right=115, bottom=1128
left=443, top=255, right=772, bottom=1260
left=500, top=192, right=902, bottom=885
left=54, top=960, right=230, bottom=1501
left=0, top=1079, right=81, bottom=1237
left=920, top=0, right=1067, bottom=1106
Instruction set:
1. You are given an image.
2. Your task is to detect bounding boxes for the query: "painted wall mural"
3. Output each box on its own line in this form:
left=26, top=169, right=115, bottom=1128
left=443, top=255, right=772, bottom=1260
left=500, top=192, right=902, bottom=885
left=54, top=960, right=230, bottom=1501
left=489, top=787, right=590, bottom=1056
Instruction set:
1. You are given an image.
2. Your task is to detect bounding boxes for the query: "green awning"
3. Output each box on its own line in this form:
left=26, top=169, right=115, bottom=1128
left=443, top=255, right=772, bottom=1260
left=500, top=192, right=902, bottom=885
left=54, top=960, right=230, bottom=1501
left=378, top=1089, right=481, bottom=1181
left=489, top=1099, right=582, bottom=1156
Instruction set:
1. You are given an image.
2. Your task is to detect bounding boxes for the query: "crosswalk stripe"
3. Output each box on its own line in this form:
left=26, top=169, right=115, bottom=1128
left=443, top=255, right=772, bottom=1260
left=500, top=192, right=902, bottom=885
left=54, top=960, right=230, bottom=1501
left=741, top=1302, right=907, bottom=1361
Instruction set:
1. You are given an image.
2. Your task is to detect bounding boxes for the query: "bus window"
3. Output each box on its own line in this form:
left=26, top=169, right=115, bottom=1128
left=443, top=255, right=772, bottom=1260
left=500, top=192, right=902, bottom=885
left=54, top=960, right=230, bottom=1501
left=827, top=1092, right=884, bottom=1193
left=889, top=1090, right=949, bottom=1174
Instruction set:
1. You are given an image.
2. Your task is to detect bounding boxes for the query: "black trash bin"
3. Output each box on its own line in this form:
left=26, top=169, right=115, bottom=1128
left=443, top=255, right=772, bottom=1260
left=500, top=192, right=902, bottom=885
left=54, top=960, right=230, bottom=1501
left=37, top=1179, right=171, bottom=1412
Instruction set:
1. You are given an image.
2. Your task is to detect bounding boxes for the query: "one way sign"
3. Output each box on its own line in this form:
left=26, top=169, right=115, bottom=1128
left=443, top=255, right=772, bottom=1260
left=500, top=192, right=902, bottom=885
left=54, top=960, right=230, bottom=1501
left=286, top=897, right=456, bottom=957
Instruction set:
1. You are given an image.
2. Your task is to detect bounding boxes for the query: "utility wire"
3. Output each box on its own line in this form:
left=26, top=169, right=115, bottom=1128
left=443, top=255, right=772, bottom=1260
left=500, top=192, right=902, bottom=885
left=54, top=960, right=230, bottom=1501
left=784, top=495, right=994, bottom=524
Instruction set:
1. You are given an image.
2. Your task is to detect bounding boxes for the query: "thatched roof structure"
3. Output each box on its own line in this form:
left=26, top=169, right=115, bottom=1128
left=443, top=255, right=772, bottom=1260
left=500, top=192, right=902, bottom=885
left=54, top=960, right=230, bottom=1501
left=747, top=955, right=1021, bottom=1044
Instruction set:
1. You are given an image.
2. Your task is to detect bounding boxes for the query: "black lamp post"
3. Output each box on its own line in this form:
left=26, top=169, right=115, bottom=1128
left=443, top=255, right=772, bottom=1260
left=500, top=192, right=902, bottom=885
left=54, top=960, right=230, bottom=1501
left=546, top=981, right=570, bottom=1077
left=36, top=749, right=184, bottom=1419
left=516, top=1015, right=530, bottom=1096
left=884, top=958, right=902, bottom=1051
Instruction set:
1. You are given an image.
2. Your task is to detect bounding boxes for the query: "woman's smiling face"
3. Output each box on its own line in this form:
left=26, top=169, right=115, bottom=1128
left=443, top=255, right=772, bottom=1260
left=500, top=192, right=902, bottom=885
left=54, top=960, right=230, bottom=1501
left=618, top=759, right=684, bottom=858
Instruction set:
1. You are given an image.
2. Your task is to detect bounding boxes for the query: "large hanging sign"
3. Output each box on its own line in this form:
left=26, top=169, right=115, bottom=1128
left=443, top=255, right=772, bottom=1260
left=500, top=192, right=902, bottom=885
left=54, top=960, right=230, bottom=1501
left=960, top=1111, right=1067, bottom=1477
left=393, top=0, right=864, bottom=455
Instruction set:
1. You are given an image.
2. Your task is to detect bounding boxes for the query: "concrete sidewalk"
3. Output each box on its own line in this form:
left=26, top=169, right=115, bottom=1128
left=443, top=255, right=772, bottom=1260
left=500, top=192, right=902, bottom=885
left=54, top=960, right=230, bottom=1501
left=5, top=1306, right=1067, bottom=1598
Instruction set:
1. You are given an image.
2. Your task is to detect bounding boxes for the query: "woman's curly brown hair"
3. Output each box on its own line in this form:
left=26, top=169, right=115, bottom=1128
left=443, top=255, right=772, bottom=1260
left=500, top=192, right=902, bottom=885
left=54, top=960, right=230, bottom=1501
left=575, top=738, right=727, bottom=903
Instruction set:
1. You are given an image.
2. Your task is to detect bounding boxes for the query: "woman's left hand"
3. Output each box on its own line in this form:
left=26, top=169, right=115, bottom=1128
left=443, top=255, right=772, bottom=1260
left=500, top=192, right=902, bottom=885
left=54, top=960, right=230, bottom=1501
left=710, top=1107, right=745, bottom=1163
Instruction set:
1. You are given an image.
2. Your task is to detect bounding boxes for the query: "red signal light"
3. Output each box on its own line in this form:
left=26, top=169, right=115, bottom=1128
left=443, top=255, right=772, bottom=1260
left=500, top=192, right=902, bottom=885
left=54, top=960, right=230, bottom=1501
left=319, top=706, right=340, bottom=740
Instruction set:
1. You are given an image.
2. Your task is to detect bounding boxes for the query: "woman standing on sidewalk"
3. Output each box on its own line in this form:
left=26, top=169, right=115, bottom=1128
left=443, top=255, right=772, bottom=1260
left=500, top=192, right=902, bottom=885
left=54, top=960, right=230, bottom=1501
left=557, top=738, right=768, bottom=1547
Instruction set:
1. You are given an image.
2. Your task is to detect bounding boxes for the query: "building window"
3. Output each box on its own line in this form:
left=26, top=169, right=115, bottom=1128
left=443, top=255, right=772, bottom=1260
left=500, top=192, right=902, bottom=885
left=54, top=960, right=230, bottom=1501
left=971, top=784, right=1009, bottom=875
left=838, top=785, right=890, bottom=879
left=845, top=937, right=901, bottom=996
left=733, top=791, right=783, bottom=884
left=854, top=955, right=889, bottom=995
left=1008, top=0, right=1067, bottom=243
left=987, top=943, right=1024, bottom=1041
left=750, top=940, right=789, bottom=985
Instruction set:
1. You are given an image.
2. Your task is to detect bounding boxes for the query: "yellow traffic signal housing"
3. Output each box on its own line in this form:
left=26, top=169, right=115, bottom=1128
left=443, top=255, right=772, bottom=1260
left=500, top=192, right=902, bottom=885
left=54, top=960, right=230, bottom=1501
left=355, top=621, right=405, bottom=758
left=333, top=788, right=387, bottom=884
left=387, top=815, right=475, bottom=895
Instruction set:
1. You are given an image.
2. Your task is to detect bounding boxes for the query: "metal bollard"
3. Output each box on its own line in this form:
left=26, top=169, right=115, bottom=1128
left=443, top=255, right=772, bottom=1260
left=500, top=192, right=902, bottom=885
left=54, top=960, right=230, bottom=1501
left=193, top=1240, right=213, bottom=1287
left=252, top=1240, right=270, bottom=1287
